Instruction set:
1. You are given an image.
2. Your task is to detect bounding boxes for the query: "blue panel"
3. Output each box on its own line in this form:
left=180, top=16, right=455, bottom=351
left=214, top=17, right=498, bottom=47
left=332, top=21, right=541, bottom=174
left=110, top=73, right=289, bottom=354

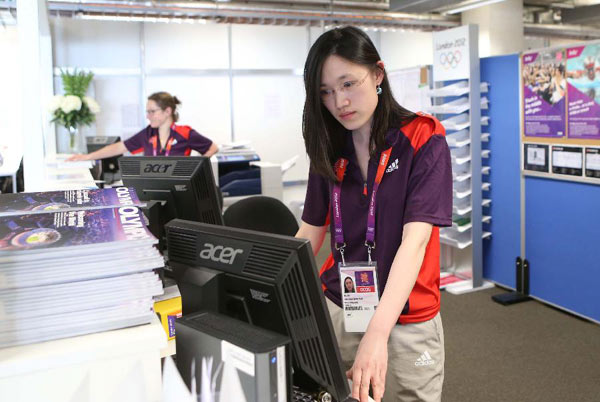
left=480, top=54, right=522, bottom=287
left=525, top=177, right=600, bottom=322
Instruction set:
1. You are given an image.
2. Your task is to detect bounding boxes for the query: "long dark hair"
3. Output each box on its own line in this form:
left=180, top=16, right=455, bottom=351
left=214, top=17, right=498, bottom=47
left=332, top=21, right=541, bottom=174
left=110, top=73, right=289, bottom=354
left=303, top=26, right=416, bottom=181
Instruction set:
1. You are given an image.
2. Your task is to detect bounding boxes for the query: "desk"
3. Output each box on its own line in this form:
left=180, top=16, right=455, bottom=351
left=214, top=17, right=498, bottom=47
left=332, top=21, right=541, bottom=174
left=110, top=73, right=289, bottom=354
left=0, top=145, right=23, bottom=193
left=0, top=316, right=166, bottom=402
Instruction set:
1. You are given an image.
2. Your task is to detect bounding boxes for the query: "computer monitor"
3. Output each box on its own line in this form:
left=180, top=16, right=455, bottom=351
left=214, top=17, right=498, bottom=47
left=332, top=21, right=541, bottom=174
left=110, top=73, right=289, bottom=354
left=86, top=136, right=121, bottom=184
left=120, top=156, right=224, bottom=251
left=165, top=219, right=351, bottom=402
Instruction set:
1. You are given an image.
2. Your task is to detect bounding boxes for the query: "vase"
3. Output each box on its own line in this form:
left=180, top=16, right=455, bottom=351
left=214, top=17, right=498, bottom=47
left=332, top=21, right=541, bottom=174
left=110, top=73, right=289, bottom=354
left=67, top=126, right=85, bottom=154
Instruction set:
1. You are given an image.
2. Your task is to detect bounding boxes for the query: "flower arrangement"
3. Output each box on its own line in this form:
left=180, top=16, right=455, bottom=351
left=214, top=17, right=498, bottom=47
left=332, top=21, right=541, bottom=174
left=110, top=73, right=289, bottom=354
left=48, top=70, right=101, bottom=150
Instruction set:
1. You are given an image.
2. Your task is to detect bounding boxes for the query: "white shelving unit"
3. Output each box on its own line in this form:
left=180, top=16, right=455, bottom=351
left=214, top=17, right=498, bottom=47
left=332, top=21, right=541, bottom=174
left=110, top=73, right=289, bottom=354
left=431, top=25, right=493, bottom=294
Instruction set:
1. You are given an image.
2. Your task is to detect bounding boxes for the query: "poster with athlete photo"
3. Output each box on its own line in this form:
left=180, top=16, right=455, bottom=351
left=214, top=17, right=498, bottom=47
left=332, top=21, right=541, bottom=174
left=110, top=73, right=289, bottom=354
left=522, top=49, right=567, bottom=138
left=0, top=187, right=144, bottom=217
left=566, top=43, right=600, bottom=140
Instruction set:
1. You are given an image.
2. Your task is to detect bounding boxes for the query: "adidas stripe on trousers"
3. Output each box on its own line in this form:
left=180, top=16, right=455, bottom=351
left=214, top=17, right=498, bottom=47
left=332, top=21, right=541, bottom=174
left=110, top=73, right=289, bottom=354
left=326, top=298, right=445, bottom=402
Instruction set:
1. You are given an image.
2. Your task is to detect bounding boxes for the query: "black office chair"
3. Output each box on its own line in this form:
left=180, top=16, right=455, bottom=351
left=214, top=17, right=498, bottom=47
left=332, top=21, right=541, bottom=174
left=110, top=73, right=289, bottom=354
left=223, top=195, right=299, bottom=236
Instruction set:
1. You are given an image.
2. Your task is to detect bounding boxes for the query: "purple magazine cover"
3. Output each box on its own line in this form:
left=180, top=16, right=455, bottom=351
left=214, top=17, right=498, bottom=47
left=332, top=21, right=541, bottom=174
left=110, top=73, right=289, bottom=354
left=0, top=187, right=144, bottom=217
left=522, top=50, right=567, bottom=138
left=0, top=207, right=154, bottom=253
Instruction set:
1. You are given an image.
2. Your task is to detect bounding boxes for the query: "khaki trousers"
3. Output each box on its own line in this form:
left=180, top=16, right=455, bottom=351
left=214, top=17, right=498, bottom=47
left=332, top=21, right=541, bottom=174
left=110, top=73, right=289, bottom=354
left=326, top=298, right=445, bottom=402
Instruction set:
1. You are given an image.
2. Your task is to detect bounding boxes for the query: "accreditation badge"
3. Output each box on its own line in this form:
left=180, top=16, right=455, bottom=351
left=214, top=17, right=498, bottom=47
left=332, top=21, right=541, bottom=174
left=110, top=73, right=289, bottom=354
left=339, top=262, right=379, bottom=333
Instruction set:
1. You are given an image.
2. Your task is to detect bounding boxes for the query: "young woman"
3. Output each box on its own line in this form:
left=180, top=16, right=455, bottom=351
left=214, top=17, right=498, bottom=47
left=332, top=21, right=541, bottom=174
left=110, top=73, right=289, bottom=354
left=344, top=276, right=356, bottom=293
left=296, top=27, right=452, bottom=402
left=67, top=92, right=218, bottom=161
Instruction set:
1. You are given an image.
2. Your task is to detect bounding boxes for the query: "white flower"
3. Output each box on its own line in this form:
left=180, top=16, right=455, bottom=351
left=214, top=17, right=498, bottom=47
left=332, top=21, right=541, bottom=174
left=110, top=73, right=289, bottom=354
left=83, top=96, right=101, bottom=114
left=60, top=95, right=82, bottom=113
left=48, top=95, right=64, bottom=113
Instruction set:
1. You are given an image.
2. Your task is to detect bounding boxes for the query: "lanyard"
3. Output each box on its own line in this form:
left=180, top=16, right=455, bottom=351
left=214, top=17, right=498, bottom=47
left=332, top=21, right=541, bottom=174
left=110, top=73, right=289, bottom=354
left=332, top=146, right=393, bottom=265
left=151, top=125, right=176, bottom=157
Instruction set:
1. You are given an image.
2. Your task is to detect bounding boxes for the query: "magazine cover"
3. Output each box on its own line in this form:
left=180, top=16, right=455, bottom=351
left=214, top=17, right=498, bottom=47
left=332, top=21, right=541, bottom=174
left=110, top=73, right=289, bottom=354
left=0, top=206, right=155, bottom=254
left=566, top=44, right=600, bottom=140
left=0, top=187, right=144, bottom=217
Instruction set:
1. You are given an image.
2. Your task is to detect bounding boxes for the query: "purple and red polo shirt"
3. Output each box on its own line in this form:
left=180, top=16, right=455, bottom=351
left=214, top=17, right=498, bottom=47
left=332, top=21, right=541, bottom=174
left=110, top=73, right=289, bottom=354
left=301, top=113, right=452, bottom=324
left=123, top=124, right=213, bottom=156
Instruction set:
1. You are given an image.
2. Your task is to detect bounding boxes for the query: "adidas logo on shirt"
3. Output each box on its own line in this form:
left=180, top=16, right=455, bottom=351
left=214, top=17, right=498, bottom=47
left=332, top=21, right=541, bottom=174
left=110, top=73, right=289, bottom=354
left=385, top=158, right=399, bottom=174
left=415, top=351, right=435, bottom=366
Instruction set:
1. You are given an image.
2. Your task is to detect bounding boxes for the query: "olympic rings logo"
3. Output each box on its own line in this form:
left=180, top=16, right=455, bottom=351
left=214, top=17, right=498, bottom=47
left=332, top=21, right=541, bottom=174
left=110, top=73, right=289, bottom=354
left=439, top=50, right=462, bottom=70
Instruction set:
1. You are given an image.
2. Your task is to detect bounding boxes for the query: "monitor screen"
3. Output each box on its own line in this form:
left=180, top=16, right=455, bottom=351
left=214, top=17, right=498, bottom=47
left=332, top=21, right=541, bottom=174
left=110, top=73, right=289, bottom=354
left=165, top=219, right=351, bottom=401
left=86, top=136, right=122, bottom=177
left=120, top=156, right=223, bottom=250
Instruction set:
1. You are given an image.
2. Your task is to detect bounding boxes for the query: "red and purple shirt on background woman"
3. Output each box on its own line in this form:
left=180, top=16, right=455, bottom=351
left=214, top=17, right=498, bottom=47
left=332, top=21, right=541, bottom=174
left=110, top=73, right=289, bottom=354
left=123, top=124, right=213, bottom=157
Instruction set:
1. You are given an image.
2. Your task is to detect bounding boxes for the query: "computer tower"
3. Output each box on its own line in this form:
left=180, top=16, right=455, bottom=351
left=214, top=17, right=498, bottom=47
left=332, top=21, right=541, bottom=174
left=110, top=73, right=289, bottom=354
left=176, top=311, right=291, bottom=402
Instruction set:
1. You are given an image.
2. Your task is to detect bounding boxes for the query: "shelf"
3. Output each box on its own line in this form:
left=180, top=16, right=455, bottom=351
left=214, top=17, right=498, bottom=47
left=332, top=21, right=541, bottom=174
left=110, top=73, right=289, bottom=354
left=451, top=149, right=491, bottom=166
left=453, top=198, right=492, bottom=217
left=440, top=230, right=492, bottom=250
left=426, top=81, right=489, bottom=97
left=453, top=182, right=491, bottom=199
left=426, top=96, right=489, bottom=115
left=441, top=113, right=470, bottom=131
left=453, top=166, right=491, bottom=182
left=450, top=215, right=492, bottom=233
left=426, top=97, right=469, bottom=114
left=446, top=132, right=490, bottom=148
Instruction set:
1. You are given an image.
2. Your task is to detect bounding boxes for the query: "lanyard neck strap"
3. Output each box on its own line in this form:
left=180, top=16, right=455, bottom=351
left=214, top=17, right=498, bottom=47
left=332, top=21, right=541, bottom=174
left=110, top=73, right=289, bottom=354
left=152, top=124, right=176, bottom=156
left=332, top=146, right=393, bottom=264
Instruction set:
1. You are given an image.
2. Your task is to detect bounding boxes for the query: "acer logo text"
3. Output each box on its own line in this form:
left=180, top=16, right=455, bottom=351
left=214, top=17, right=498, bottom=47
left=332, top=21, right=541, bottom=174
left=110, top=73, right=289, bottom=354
left=144, top=164, right=172, bottom=173
left=199, top=243, right=244, bottom=265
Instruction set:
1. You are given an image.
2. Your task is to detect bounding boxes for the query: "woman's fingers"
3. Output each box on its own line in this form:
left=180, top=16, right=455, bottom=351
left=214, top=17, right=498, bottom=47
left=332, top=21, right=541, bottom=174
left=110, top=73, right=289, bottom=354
left=351, top=367, right=362, bottom=400
left=371, top=367, right=386, bottom=401
left=359, top=368, right=371, bottom=402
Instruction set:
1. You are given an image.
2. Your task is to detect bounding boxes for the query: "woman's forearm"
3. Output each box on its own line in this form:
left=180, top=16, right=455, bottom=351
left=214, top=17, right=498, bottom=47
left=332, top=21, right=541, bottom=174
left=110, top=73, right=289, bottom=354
left=296, top=221, right=328, bottom=256
left=366, top=222, right=433, bottom=338
left=204, top=142, right=219, bottom=157
left=87, top=141, right=128, bottom=160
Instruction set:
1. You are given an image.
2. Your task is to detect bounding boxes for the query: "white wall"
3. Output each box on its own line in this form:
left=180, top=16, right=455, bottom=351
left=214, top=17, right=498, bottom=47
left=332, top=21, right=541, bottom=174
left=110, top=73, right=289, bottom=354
left=380, top=30, right=433, bottom=70
left=47, top=20, right=435, bottom=182
left=0, top=25, right=21, bottom=149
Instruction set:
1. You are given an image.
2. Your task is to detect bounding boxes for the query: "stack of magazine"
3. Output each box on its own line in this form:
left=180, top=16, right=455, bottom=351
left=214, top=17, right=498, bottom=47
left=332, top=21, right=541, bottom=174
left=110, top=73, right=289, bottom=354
left=0, top=188, right=164, bottom=348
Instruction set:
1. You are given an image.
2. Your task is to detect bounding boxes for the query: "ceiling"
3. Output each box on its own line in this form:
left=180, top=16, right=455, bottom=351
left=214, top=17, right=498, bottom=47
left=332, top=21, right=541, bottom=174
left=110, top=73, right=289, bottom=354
left=1, top=0, right=600, bottom=38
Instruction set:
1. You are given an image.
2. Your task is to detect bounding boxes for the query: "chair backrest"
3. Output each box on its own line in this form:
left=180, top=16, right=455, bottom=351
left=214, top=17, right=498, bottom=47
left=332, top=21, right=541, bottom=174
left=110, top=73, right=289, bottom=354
left=223, top=196, right=299, bottom=237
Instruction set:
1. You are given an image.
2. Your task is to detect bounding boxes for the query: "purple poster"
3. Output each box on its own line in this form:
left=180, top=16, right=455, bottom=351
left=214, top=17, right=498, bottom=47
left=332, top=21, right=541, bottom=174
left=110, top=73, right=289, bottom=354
left=566, top=44, right=600, bottom=140
left=522, top=50, right=567, bottom=138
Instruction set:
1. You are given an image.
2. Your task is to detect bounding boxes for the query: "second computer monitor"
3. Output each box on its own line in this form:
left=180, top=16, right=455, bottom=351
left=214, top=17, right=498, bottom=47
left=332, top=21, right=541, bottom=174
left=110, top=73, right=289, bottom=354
left=120, top=156, right=224, bottom=248
left=165, top=219, right=350, bottom=401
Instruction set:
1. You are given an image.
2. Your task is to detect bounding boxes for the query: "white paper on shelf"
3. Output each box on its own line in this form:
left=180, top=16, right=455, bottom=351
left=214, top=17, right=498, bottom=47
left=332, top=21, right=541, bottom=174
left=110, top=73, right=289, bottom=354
left=426, top=81, right=469, bottom=97
left=552, top=149, right=582, bottom=169
left=426, top=81, right=489, bottom=97
left=586, top=152, right=600, bottom=170
left=445, top=129, right=470, bottom=147
left=441, top=113, right=470, bottom=131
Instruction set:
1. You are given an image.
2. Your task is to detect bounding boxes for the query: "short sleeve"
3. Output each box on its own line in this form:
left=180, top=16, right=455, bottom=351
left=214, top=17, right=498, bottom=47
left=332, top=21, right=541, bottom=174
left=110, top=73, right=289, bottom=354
left=301, top=170, right=331, bottom=227
left=123, top=128, right=148, bottom=154
left=403, top=134, right=452, bottom=227
left=188, top=129, right=213, bottom=155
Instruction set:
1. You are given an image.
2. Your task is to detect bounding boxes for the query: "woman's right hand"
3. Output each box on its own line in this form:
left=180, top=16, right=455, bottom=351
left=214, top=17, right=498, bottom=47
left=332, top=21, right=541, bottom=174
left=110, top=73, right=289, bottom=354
left=65, top=154, right=90, bottom=161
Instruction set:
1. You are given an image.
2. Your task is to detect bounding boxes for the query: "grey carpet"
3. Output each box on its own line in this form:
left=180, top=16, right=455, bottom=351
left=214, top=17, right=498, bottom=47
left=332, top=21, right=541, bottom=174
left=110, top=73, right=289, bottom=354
left=441, top=287, right=600, bottom=402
